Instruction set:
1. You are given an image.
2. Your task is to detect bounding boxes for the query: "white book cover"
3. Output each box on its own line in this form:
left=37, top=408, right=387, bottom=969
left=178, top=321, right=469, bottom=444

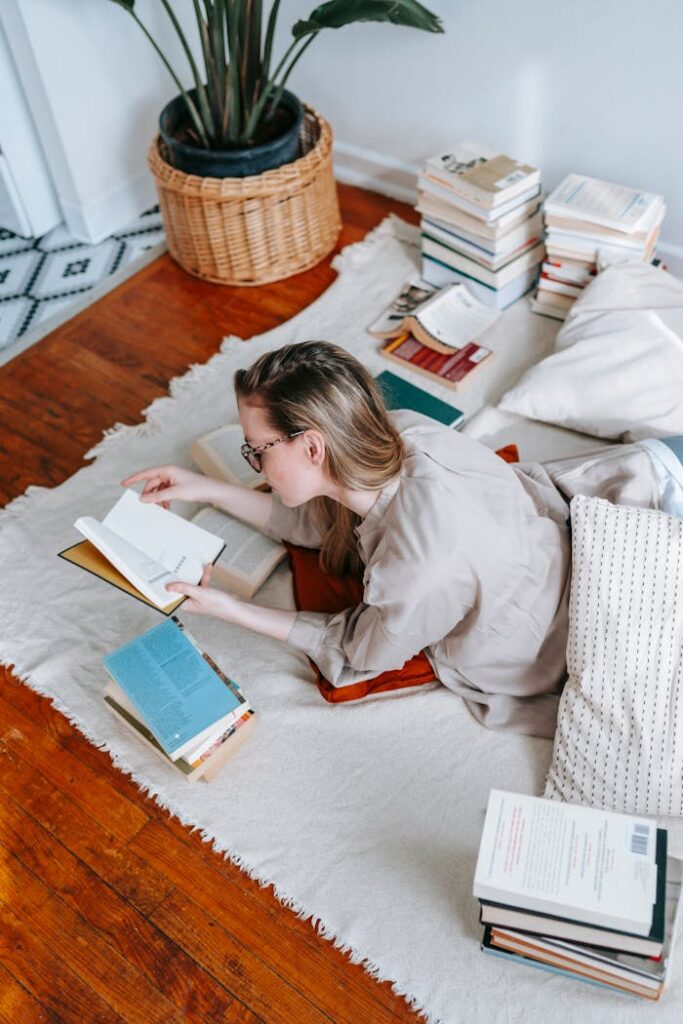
left=544, top=174, right=664, bottom=234
left=418, top=175, right=542, bottom=224
left=473, top=790, right=659, bottom=935
left=424, top=141, right=540, bottom=208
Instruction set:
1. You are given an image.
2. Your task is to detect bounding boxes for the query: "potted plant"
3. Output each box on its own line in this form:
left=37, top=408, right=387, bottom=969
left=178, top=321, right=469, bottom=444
left=109, top=0, right=444, bottom=178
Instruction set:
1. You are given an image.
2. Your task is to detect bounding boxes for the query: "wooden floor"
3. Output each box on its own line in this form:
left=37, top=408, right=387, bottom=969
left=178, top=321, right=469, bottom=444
left=0, top=184, right=425, bottom=1023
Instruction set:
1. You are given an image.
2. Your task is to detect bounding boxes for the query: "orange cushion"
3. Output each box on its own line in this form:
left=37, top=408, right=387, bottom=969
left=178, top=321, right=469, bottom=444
left=287, top=443, right=519, bottom=703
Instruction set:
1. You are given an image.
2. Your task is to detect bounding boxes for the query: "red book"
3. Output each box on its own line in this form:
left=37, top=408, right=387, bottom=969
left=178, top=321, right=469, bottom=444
left=381, top=333, right=492, bottom=390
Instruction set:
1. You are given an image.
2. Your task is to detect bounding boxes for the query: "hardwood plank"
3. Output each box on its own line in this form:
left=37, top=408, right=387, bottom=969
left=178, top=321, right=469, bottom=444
left=0, top=792, right=260, bottom=1024
left=0, top=722, right=172, bottom=916
left=0, top=842, right=184, bottom=1023
left=0, top=962, right=57, bottom=1024
left=150, top=889, right=334, bottom=1024
left=0, top=692, right=148, bottom=844
left=132, top=819, right=418, bottom=1024
left=0, top=902, right=123, bottom=1024
left=156, top=811, right=421, bottom=1020
left=0, top=669, right=166, bottom=817
left=0, top=183, right=425, bottom=1023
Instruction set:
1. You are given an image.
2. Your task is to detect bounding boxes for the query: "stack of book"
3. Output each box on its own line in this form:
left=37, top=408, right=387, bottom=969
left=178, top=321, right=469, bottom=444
left=104, top=617, right=255, bottom=782
left=533, top=173, right=666, bottom=319
left=416, top=141, right=545, bottom=309
left=474, top=791, right=682, bottom=1000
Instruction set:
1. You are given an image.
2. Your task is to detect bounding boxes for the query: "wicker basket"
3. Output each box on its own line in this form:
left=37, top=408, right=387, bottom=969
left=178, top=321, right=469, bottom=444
left=148, top=105, right=342, bottom=286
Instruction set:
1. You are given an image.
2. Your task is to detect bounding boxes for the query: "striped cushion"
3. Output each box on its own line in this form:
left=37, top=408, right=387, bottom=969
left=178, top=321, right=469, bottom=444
left=544, top=494, right=683, bottom=816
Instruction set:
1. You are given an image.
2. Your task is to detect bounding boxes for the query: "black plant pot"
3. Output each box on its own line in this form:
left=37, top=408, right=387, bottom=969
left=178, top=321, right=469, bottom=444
left=159, top=88, right=304, bottom=178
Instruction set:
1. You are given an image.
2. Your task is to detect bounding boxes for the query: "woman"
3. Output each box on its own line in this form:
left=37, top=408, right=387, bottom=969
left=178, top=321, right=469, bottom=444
left=122, top=341, right=680, bottom=739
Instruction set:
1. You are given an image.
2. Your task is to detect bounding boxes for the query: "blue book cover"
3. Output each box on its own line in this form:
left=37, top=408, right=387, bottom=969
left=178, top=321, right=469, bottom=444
left=375, top=370, right=464, bottom=428
left=103, top=618, right=243, bottom=759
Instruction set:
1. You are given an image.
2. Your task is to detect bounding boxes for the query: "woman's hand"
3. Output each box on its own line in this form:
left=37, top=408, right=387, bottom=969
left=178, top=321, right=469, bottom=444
left=167, top=564, right=296, bottom=642
left=121, top=465, right=209, bottom=509
left=166, top=564, right=242, bottom=619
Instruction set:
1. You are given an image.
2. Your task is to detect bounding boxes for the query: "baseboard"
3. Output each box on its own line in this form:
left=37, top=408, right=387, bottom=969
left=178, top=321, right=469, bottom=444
left=60, top=169, right=159, bottom=245
left=334, top=141, right=683, bottom=274
left=333, top=140, right=419, bottom=206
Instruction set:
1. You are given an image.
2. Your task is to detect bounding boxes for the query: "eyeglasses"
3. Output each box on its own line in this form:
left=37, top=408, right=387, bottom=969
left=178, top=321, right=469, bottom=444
left=240, top=431, right=305, bottom=473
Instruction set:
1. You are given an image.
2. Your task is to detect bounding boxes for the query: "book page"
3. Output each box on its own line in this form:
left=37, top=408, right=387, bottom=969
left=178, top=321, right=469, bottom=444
left=193, top=507, right=285, bottom=581
left=367, top=276, right=438, bottom=337
left=103, top=489, right=224, bottom=582
left=474, top=791, right=658, bottom=932
left=415, top=285, right=500, bottom=347
left=74, top=515, right=178, bottom=607
left=193, top=424, right=260, bottom=487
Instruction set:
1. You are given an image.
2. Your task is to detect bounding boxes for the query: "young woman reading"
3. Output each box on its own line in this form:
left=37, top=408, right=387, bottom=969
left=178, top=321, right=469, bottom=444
left=122, top=341, right=681, bottom=739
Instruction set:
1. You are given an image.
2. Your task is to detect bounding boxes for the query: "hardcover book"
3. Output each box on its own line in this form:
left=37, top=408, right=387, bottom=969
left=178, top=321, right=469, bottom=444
left=61, top=488, right=226, bottom=614
left=380, top=333, right=492, bottom=390
left=375, top=369, right=465, bottom=429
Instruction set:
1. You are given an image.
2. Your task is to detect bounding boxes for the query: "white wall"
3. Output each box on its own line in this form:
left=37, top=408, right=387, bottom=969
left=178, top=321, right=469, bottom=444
left=1, top=0, right=196, bottom=242
left=3, top=0, right=682, bottom=252
left=276, top=0, right=683, bottom=258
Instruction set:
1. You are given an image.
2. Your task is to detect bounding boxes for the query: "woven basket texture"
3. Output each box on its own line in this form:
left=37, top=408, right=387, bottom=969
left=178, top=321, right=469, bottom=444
left=148, top=106, right=342, bottom=286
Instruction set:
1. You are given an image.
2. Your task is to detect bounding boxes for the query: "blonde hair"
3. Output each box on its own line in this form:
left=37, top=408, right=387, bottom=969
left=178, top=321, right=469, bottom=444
left=234, top=341, right=404, bottom=576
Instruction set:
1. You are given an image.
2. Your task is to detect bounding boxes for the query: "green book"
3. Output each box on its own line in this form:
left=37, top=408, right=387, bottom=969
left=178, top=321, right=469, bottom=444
left=375, top=370, right=465, bottom=429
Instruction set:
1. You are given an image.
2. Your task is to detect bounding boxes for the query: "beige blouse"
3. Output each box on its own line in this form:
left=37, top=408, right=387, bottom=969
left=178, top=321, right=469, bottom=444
left=261, top=410, right=587, bottom=738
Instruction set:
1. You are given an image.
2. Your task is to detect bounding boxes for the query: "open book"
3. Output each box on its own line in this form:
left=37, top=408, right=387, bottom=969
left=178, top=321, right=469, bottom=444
left=103, top=617, right=255, bottom=783
left=190, top=423, right=266, bottom=489
left=368, top=277, right=500, bottom=350
left=191, top=507, right=287, bottom=599
left=60, top=489, right=225, bottom=613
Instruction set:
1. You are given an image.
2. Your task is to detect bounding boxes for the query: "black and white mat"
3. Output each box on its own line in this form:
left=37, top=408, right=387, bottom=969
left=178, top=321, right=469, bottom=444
left=0, top=206, right=165, bottom=362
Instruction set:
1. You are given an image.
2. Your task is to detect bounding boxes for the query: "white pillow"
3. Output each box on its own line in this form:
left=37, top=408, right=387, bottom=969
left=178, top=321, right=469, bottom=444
left=499, top=263, right=683, bottom=441
left=544, top=494, right=683, bottom=816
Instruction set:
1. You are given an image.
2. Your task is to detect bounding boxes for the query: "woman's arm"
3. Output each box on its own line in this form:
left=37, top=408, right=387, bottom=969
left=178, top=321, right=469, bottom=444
left=121, top=465, right=273, bottom=531
left=166, top=565, right=294, bottom=641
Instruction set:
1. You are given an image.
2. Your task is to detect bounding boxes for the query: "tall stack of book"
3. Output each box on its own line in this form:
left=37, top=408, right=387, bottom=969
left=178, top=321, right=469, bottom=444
left=474, top=791, right=682, bottom=1000
left=417, top=141, right=545, bottom=309
left=533, top=173, right=666, bottom=319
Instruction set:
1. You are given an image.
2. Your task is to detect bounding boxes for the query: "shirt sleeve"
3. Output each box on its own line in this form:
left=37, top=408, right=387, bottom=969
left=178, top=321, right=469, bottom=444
left=287, top=490, right=478, bottom=687
left=260, top=495, right=325, bottom=548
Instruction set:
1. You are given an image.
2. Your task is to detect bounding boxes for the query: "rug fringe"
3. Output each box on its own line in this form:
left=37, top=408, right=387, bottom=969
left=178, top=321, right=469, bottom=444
left=0, top=484, right=50, bottom=526
left=2, top=212, right=439, bottom=1024
left=79, top=214, right=410, bottom=467
left=1, top=648, right=437, bottom=1023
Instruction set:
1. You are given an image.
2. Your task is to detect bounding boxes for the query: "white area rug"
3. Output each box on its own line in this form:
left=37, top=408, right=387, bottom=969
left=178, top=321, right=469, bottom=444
left=2, top=217, right=681, bottom=1024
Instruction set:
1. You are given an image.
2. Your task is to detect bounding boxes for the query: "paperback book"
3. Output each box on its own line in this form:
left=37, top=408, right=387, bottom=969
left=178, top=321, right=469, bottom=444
left=191, top=422, right=267, bottom=490
left=103, top=616, right=254, bottom=782
left=191, top=506, right=287, bottom=599
left=423, top=140, right=541, bottom=209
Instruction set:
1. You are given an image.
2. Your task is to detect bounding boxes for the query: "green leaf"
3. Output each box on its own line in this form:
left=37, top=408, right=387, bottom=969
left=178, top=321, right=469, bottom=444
left=292, top=0, right=444, bottom=39
left=108, top=0, right=136, bottom=10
